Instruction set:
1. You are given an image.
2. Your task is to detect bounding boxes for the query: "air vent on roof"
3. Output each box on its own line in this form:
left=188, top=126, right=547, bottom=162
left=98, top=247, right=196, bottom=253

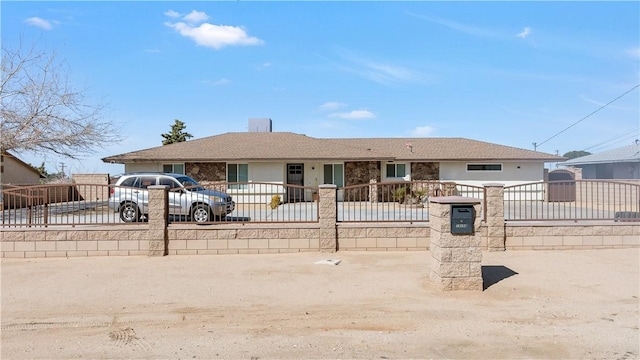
left=248, top=118, right=272, bottom=132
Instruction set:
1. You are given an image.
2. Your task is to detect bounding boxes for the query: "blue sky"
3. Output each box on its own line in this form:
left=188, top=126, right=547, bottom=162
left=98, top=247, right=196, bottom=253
left=3, top=1, right=639, bottom=175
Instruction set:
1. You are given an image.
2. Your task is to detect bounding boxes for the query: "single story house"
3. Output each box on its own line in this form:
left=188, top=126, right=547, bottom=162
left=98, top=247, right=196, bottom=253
left=559, top=143, right=640, bottom=180
left=1, top=152, right=43, bottom=185
left=103, top=131, right=562, bottom=201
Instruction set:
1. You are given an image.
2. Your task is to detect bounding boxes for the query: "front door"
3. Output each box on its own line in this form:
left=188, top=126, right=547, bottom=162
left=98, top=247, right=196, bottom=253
left=286, top=163, right=304, bottom=202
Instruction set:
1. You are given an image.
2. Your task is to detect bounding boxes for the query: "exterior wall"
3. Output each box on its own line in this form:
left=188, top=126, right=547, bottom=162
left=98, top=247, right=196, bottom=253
left=439, top=161, right=544, bottom=186
left=1, top=155, right=41, bottom=185
left=505, top=222, right=640, bottom=250
left=250, top=162, right=285, bottom=183
left=1, top=227, right=150, bottom=258
left=124, top=162, right=161, bottom=173
left=4, top=221, right=637, bottom=258
left=72, top=174, right=110, bottom=201
left=186, top=162, right=225, bottom=182
left=337, top=223, right=431, bottom=251
left=575, top=163, right=640, bottom=180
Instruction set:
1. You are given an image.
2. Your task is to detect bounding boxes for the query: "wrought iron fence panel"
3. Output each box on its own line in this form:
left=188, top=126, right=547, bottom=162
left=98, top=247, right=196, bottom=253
left=337, top=181, right=485, bottom=222
left=504, top=180, right=640, bottom=221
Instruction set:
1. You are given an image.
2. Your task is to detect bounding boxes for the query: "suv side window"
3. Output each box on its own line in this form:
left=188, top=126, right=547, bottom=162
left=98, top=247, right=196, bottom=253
left=119, top=177, right=137, bottom=187
left=159, top=177, right=182, bottom=189
left=137, top=176, right=157, bottom=189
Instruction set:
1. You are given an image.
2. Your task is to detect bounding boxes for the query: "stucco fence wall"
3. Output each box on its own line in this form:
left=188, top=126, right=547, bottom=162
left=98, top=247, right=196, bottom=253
left=1, top=184, right=639, bottom=258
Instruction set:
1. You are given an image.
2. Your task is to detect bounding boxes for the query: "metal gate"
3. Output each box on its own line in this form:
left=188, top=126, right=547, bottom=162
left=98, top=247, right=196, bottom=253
left=548, top=170, right=576, bottom=202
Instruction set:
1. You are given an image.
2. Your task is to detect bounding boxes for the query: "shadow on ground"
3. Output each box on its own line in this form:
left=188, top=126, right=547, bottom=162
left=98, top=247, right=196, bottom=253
left=482, top=265, right=518, bottom=290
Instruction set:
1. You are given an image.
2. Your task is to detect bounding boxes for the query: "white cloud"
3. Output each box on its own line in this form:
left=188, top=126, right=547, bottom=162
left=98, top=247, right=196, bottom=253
left=200, top=78, right=231, bottom=86
left=336, top=50, right=428, bottom=86
left=329, top=110, right=375, bottom=120
left=165, top=10, right=264, bottom=50
left=24, top=17, right=53, bottom=30
left=406, top=12, right=498, bottom=38
left=164, top=10, right=181, bottom=18
left=183, top=10, right=209, bottom=24
left=517, top=26, right=532, bottom=39
left=409, top=125, right=436, bottom=136
left=213, top=78, right=231, bottom=85
left=626, top=47, right=640, bottom=59
left=318, top=101, right=347, bottom=112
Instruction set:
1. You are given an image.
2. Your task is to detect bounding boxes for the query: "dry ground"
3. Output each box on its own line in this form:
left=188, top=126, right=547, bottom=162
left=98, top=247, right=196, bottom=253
left=1, top=249, right=638, bottom=359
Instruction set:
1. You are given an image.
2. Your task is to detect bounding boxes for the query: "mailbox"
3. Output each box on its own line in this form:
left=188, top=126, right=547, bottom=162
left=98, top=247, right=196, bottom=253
left=451, top=205, right=475, bottom=234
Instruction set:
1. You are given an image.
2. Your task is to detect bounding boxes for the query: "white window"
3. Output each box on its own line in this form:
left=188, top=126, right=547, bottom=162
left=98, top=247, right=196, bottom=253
left=227, top=163, right=248, bottom=189
left=386, top=163, right=406, bottom=178
left=162, top=163, right=184, bottom=174
left=467, top=164, right=502, bottom=171
left=323, top=164, right=344, bottom=187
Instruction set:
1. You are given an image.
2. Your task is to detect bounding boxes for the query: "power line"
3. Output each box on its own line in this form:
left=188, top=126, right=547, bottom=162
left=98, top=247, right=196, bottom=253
left=535, top=84, right=640, bottom=149
left=582, top=126, right=639, bottom=152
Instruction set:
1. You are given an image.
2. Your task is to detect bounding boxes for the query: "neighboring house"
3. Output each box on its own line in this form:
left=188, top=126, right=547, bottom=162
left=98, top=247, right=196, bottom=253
left=102, top=131, right=562, bottom=201
left=0, top=152, right=43, bottom=185
left=559, top=143, right=640, bottom=180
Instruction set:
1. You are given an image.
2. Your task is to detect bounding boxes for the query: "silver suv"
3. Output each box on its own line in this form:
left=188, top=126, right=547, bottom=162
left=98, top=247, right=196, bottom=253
left=108, top=173, right=235, bottom=223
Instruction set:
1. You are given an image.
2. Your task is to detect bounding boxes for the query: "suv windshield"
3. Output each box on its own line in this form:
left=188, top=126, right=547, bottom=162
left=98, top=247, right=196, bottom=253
left=176, top=176, right=204, bottom=191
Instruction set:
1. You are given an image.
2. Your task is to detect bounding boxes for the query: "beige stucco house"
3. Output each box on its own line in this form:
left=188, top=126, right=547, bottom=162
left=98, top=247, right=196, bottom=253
left=0, top=152, right=43, bottom=185
left=103, top=132, right=562, bottom=201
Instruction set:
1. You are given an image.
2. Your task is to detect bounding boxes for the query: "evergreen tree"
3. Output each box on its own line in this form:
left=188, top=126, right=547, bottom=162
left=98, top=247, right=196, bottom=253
left=161, top=119, right=193, bottom=145
left=562, top=150, right=591, bottom=160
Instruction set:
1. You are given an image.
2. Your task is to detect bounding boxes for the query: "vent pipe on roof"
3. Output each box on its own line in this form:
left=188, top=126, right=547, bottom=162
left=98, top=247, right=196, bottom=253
left=248, top=118, right=272, bottom=132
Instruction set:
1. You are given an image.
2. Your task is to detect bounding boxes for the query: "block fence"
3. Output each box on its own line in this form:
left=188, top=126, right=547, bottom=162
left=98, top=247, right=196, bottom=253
left=1, top=184, right=638, bottom=258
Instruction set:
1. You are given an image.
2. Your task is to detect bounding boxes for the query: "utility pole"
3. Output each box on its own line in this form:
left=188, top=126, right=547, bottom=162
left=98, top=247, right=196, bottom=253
left=60, top=162, right=66, bottom=178
left=532, top=142, right=537, bottom=151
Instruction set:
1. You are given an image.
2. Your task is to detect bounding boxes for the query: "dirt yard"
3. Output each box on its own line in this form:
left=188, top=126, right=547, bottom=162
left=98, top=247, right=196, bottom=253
left=1, top=249, right=638, bottom=359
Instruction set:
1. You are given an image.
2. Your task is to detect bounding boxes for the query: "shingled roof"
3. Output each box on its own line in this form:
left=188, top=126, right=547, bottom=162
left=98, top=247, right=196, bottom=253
left=102, top=132, right=562, bottom=163
left=561, top=144, right=640, bottom=165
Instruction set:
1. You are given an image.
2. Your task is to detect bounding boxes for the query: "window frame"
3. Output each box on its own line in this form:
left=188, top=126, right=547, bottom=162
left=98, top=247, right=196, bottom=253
left=227, top=163, right=249, bottom=189
left=323, top=163, right=344, bottom=187
left=466, top=163, right=503, bottom=172
left=162, top=163, right=185, bottom=174
left=385, top=163, right=407, bottom=178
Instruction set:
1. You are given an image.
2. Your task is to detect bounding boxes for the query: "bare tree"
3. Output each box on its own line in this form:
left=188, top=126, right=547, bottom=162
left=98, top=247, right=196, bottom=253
left=1, top=41, right=121, bottom=159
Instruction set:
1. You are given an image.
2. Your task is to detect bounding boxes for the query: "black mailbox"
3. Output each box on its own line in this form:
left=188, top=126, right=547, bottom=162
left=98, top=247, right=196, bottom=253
left=451, top=205, right=475, bottom=234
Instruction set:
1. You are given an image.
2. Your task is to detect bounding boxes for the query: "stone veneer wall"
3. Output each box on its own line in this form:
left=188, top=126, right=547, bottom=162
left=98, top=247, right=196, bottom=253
left=185, top=162, right=226, bottom=183
left=343, top=162, right=380, bottom=202
left=411, top=162, right=439, bottom=180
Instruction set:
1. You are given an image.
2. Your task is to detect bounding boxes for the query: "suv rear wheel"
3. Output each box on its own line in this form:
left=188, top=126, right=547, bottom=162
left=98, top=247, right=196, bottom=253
left=120, top=201, right=141, bottom=223
left=191, top=203, right=211, bottom=223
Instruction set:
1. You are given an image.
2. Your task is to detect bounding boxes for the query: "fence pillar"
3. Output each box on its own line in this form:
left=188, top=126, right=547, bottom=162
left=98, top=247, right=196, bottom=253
left=484, top=183, right=505, bottom=251
left=147, top=185, right=169, bottom=256
left=318, top=184, right=337, bottom=253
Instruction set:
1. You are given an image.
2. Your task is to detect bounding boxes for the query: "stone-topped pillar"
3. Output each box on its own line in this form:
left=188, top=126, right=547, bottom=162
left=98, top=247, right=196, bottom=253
left=147, top=185, right=169, bottom=256
left=429, top=196, right=483, bottom=291
left=484, top=183, right=505, bottom=251
left=318, top=184, right=337, bottom=253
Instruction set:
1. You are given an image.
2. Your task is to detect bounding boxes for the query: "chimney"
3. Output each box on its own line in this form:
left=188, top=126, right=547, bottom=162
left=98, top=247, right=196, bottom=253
left=248, top=118, right=272, bottom=132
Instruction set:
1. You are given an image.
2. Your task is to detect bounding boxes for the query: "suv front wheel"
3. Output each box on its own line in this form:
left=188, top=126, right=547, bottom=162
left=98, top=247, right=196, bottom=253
left=191, top=204, right=211, bottom=223
left=120, top=202, right=141, bottom=223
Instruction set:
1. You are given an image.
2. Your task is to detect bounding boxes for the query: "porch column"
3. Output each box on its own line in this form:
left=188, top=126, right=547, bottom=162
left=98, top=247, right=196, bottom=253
left=484, top=183, right=505, bottom=251
left=318, top=184, right=337, bottom=253
left=147, top=185, right=169, bottom=256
